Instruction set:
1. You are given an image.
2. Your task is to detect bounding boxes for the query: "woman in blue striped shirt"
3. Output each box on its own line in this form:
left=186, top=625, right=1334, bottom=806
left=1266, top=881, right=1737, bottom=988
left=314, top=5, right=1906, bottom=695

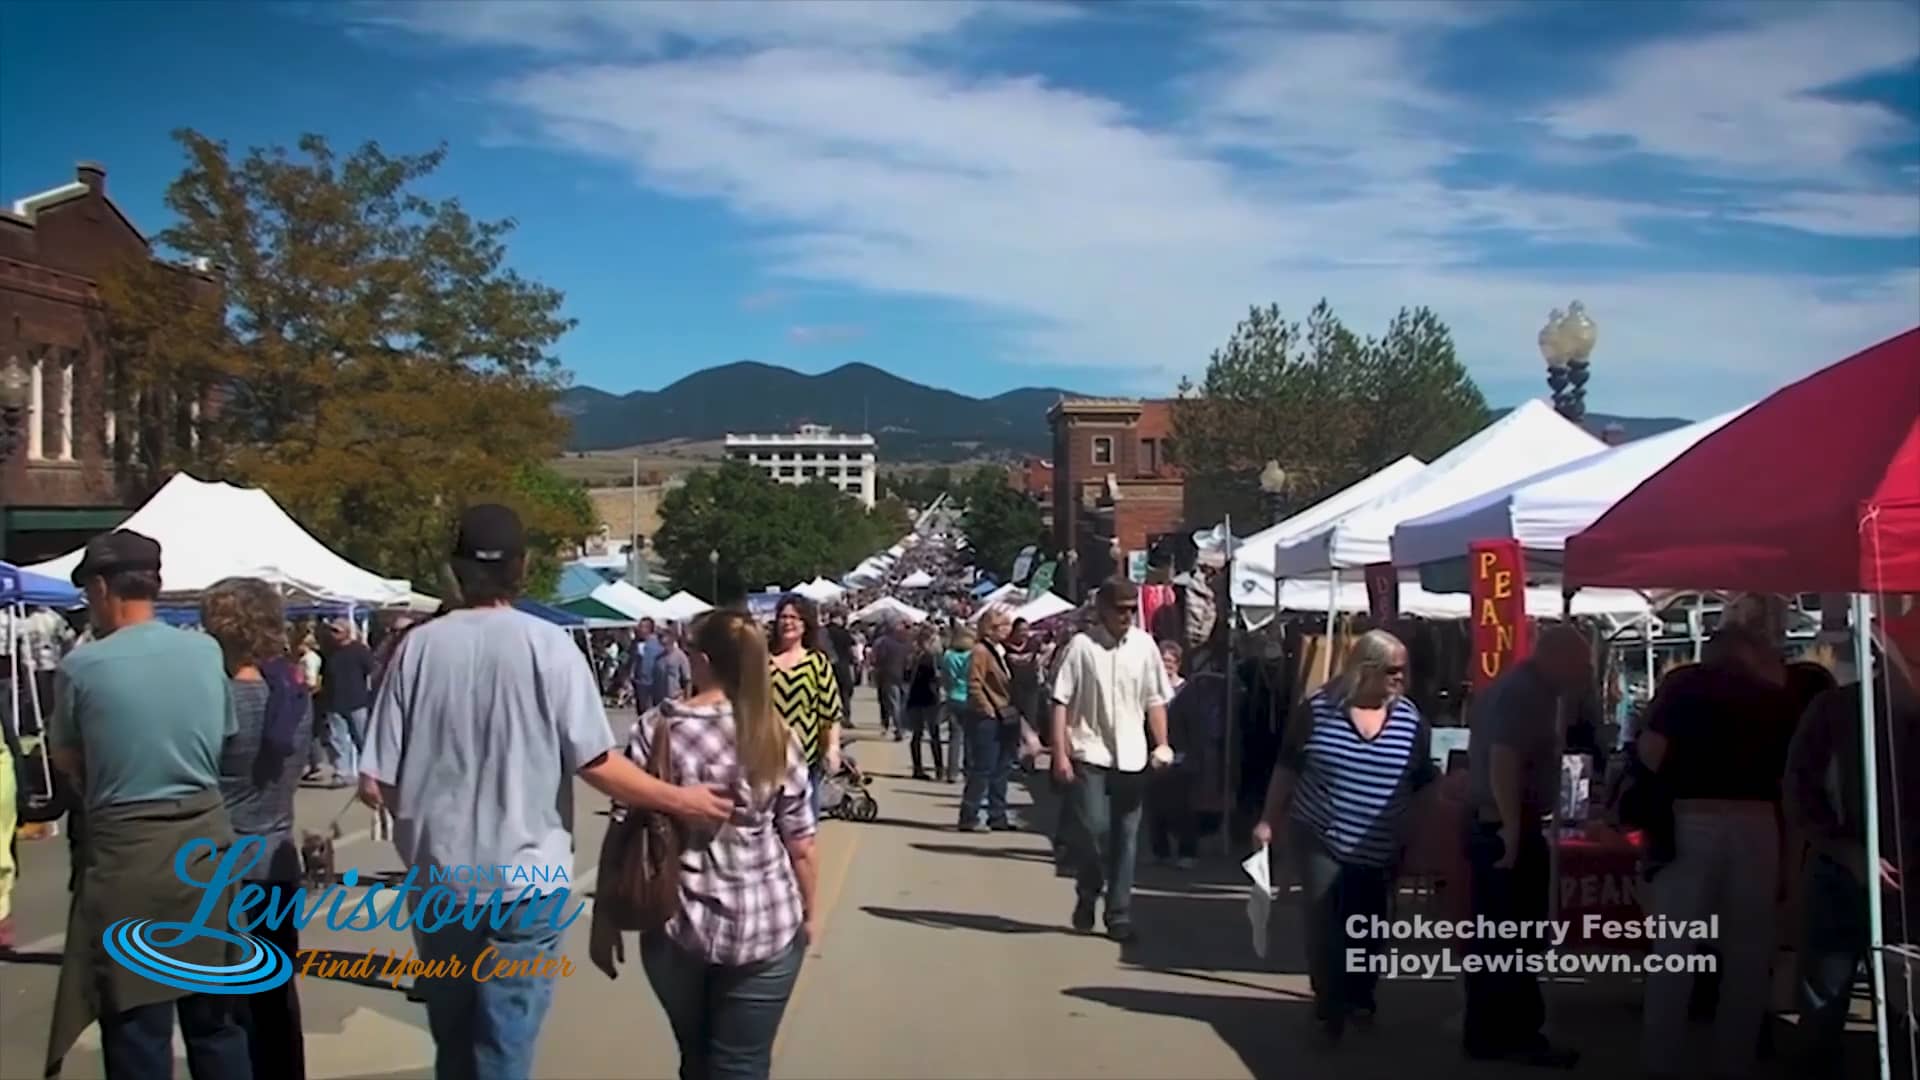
left=1252, top=630, right=1436, bottom=1044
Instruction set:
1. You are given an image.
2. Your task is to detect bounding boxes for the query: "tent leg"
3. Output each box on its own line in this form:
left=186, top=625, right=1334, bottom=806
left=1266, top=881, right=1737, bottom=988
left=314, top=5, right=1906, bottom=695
left=1853, top=594, right=1894, bottom=1080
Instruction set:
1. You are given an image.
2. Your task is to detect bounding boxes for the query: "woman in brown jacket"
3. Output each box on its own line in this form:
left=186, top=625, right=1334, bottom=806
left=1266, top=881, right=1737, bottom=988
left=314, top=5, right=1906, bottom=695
left=961, top=607, right=1018, bottom=832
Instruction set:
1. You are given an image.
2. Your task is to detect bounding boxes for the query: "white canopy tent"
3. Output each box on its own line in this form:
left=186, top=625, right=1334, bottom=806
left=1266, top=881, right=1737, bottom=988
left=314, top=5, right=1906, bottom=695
left=660, top=590, right=713, bottom=622
left=852, top=596, right=927, bottom=625
left=1269, top=401, right=1604, bottom=578
left=1013, top=591, right=1076, bottom=624
left=1389, top=407, right=1749, bottom=572
left=26, top=473, right=411, bottom=604
left=1230, top=456, right=1427, bottom=591
left=898, top=569, right=935, bottom=590
left=590, top=580, right=673, bottom=623
left=791, top=577, right=845, bottom=604
left=1234, top=570, right=1652, bottom=625
left=972, top=582, right=1021, bottom=619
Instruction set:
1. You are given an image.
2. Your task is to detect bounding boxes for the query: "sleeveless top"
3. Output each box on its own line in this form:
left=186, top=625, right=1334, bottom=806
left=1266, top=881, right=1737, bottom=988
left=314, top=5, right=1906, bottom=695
left=1286, top=691, right=1427, bottom=868
left=771, top=649, right=842, bottom=768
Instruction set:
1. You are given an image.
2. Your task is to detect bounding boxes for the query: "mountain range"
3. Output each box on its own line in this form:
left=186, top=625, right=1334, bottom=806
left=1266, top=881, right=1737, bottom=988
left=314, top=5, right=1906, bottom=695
left=560, top=362, right=1690, bottom=460
left=559, top=362, right=1067, bottom=461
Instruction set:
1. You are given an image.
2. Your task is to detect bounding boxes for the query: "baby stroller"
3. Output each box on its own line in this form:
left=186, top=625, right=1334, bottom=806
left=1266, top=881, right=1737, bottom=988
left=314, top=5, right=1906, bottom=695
left=818, top=756, right=879, bottom=822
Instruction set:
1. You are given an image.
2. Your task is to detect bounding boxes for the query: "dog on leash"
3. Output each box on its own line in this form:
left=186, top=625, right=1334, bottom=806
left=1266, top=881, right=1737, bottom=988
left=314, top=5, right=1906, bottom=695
left=299, top=825, right=340, bottom=891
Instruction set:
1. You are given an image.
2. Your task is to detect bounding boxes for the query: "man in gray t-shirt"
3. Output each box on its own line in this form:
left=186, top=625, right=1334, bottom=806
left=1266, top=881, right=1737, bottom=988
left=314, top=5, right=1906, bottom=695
left=358, top=505, right=732, bottom=1079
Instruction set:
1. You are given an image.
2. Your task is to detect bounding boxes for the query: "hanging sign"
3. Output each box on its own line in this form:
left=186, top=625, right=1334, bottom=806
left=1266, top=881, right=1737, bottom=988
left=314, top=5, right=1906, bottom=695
left=1127, top=550, right=1148, bottom=584
left=1363, top=563, right=1399, bottom=622
left=1470, top=539, right=1531, bottom=690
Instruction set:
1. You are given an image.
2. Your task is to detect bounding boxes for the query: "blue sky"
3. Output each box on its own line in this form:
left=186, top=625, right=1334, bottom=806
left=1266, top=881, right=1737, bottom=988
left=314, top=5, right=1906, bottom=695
left=3, top=0, right=1916, bottom=417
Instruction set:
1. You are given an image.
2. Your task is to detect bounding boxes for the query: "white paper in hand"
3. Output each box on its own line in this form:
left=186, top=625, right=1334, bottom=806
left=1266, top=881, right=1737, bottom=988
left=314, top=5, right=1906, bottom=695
left=1242, top=845, right=1275, bottom=959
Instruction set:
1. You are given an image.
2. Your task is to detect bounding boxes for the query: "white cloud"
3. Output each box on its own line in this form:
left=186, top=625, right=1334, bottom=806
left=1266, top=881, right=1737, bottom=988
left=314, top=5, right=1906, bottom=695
left=1540, top=5, right=1920, bottom=184
left=352, top=0, right=1072, bottom=55
left=371, top=0, right=1917, bottom=415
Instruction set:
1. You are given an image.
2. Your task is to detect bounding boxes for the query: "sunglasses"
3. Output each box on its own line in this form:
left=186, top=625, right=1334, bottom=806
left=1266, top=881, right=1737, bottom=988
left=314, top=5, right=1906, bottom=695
left=1380, top=665, right=1406, bottom=676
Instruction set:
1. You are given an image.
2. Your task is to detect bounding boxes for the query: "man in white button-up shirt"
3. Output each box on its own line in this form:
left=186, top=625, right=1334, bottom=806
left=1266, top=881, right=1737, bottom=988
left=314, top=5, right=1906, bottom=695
left=1050, top=578, right=1173, bottom=943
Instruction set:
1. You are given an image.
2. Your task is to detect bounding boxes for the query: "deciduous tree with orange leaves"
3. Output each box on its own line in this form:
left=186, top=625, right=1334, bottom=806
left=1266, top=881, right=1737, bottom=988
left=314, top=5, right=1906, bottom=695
left=100, top=129, right=594, bottom=590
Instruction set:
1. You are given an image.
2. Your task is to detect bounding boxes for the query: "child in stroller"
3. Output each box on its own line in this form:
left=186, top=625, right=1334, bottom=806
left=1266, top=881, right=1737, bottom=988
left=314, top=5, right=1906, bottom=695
left=818, top=753, right=879, bottom=822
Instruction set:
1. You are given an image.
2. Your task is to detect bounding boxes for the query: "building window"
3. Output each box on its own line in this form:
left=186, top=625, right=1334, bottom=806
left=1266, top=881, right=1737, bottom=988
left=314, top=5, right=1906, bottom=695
left=846, top=467, right=864, bottom=480
left=26, top=352, right=43, bottom=460
left=1091, top=436, right=1114, bottom=466
left=1140, top=438, right=1156, bottom=474
left=58, top=357, right=74, bottom=461
left=778, top=465, right=797, bottom=478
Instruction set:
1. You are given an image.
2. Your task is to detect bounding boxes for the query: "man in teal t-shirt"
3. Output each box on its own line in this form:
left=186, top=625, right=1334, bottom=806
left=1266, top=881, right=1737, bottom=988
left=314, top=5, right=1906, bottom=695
left=45, top=530, right=248, bottom=1079
left=940, top=628, right=975, bottom=784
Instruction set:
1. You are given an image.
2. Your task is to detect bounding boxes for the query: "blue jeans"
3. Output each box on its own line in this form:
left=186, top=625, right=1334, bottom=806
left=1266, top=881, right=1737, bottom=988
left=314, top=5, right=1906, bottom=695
left=1291, top=821, right=1388, bottom=1021
left=878, top=682, right=906, bottom=731
left=943, top=704, right=967, bottom=781
left=323, top=707, right=367, bottom=778
left=99, top=993, right=252, bottom=1080
left=1065, top=763, right=1146, bottom=926
left=413, top=915, right=564, bottom=1080
left=642, top=931, right=806, bottom=1080
left=959, top=712, right=1017, bottom=827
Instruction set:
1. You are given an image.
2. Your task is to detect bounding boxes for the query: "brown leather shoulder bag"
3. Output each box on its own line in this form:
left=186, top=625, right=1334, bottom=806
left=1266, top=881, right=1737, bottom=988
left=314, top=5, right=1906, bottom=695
left=595, top=718, right=683, bottom=931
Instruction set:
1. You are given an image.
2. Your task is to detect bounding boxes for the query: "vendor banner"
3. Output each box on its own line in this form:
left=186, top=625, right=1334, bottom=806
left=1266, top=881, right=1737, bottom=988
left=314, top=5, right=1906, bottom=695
left=1470, top=539, right=1531, bottom=690
left=1363, top=563, right=1399, bottom=622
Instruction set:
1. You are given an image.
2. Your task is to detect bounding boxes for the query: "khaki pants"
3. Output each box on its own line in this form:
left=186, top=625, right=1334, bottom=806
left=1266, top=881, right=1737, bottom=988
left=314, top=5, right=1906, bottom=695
left=0, top=746, right=15, bottom=922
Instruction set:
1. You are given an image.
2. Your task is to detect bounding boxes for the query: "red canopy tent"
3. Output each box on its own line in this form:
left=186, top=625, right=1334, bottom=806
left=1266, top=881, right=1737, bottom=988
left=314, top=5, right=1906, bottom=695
left=1565, top=327, right=1920, bottom=593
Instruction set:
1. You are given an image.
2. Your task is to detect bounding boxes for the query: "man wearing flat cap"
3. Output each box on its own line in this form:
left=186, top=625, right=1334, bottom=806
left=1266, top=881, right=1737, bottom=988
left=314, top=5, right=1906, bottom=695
left=45, top=530, right=251, bottom=1077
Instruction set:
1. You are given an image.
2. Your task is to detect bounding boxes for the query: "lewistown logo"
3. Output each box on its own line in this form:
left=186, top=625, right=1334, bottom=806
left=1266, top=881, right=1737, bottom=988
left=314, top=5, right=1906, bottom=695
left=103, top=838, right=584, bottom=995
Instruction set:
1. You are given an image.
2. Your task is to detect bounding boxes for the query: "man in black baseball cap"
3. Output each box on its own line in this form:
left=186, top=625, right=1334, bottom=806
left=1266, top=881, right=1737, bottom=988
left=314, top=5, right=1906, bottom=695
left=448, top=504, right=528, bottom=607
left=357, top=500, right=733, bottom=1072
left=69, top=530, right=164, bottom=635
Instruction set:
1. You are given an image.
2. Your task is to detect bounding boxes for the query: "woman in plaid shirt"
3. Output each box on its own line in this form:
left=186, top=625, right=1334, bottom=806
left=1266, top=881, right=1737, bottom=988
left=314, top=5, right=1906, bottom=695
left=601, top=609, right=819, bottom=1079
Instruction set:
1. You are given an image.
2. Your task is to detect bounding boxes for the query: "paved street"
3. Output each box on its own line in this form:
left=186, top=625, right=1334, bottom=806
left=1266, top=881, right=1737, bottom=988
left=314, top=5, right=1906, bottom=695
left=0, top=688, right=1860, bottom=1079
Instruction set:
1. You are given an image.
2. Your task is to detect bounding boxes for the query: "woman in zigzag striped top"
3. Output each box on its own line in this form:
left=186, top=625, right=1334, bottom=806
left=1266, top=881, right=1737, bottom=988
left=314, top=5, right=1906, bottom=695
left=770, top=594, right=844, bottom=817
left=1251, top=630, right=1437, bottom=1046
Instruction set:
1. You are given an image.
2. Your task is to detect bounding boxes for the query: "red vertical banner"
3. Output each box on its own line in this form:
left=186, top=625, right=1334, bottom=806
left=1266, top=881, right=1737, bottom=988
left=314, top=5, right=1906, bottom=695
left=1364, top=562, right=1399, bottom=622
left=1470, top=539, right=1531, bottom=690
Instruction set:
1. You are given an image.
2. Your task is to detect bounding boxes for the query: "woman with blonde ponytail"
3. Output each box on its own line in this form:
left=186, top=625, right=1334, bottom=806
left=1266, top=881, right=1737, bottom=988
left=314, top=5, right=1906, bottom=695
left=600, top=610, right=818, bottom=1078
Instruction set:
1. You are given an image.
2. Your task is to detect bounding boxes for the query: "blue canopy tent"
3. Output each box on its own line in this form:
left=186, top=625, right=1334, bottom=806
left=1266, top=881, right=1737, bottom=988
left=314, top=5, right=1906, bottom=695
left=971, top=578, right=1001, bottom=598
left=514, top=598, right=586, bottom=627
left=0, top=561, right=83, bottom=608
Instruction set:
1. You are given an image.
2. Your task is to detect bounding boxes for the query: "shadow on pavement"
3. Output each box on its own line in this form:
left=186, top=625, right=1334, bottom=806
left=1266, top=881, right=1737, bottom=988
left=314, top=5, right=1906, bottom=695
left=861, top=905, right=1074, bottom=937
left=908, top=841, right=1055, bottom=864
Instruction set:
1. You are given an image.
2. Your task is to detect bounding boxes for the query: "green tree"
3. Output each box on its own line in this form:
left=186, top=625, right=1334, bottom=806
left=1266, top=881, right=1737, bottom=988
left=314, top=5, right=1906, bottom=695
left=654, top=462, right=904, bottom=602
left=1171, top=300, right=1489, bottom=526
left=98, top=130, right=585, bottom=587
left=960, top=468, right=1044, bottom=581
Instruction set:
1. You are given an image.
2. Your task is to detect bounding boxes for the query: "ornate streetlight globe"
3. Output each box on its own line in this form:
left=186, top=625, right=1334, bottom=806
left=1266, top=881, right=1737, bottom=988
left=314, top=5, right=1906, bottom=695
left=1538, top=302, right=1598, bottom=423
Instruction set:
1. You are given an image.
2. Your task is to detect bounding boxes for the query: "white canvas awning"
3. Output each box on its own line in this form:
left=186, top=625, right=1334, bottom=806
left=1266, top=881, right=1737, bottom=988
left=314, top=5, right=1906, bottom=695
left=1231, top=456, right=1427, bottom=585
left=590, top=580, right=672, bottom=623
left=1269, top=401, right=1604, bottom=577
left=26, top=473, right=410, bottom=604
left=792, top=577, right=845, bottom=604
left=898, top=569, right=935, bottom=590
left=1013, top=591, right=1075, bottom=624
left=1234, top=570, right=1651, bottom=624
left=1391, top=407, right=1749, bottom=568
left=852, top=596, right=927, bottom=625
left=660, top=590, right=713, bottom=622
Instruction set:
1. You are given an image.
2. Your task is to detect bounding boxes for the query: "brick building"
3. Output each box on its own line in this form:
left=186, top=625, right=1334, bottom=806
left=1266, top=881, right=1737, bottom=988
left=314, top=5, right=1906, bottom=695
left=1047, top=398, right=1185, bottom=598
left=0, top=162, right=215, bottom=561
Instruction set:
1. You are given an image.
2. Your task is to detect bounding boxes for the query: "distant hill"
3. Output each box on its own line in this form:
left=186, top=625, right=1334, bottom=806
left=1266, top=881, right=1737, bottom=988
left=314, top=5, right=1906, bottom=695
left=559, top=362, right=1073, bottom=461
left=1488, top=407, right=1691, bottom=442
left=560, top=362, right=1691, bottom=463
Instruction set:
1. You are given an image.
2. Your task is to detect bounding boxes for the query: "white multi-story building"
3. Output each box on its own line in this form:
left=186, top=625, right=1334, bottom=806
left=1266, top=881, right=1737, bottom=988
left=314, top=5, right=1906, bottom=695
left=724, top=424, right=878, bottom=508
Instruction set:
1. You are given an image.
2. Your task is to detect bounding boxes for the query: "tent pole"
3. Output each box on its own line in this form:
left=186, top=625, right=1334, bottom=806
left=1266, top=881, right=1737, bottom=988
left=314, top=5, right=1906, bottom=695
left=1325, top=569, right=1339, bottom=678
left=1853, top=593, right=1893, bottom=1080
left=1222, top=514, right=1235, bottom=858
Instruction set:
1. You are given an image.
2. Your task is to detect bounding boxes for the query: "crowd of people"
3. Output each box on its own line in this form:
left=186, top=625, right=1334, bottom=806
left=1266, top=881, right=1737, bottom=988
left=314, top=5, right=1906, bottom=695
left=3, top=500, right=1912, bottom=1080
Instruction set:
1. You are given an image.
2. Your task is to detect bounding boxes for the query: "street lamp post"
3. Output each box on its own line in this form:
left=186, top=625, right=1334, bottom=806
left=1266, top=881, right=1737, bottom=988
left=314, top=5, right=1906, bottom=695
left=0, top=355, right=29, bottom=463
left=708, top=548, right=720, bottom=602
left=1538, top=302, right=1598, bottom=425
left=1257, top=460, right=1290, bottom=526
